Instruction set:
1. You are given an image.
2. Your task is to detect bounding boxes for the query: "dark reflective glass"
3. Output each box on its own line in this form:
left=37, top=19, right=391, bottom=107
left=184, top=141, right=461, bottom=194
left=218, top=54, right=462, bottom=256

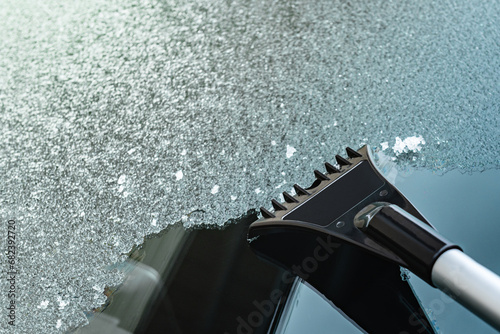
left=76, top=213, right=293, bottom=334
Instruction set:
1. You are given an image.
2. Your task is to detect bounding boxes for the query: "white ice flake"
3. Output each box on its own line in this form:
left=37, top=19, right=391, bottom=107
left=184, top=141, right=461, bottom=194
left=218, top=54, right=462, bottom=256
left=117, top=175, right=126, bottom=184
left=286, top=145, right=296, bottom=158
left=255, top=188, right=262, bottom=194
left=57, top=296, right=69, bottom=310
left=175, top=170, right=183, bottom=180
left=392, top=136, right=426, bottom=155
left=211, top=185, right=219, bottom=194
left=230, top=195, right=237, bottom=201
left=56, top=319, right=62, bottom=329
left=380, top=142, right=389, bottom=151
left=38, top=300, right=49, bottom=309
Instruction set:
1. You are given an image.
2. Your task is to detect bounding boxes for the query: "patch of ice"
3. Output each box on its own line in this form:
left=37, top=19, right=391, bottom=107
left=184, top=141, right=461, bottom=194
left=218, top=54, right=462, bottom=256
left=211, top=185, right=219, bottom=194
left=57, top=297, right=69, bottom=310
left=286, top=145, right=296, bottom=159
left=392, top=136, right=426, bottom=155
left=38, top=300, right=49, bottom=309
left=175, top=170, right=183, bottom=180
left=117, top=175, right=126, bottom=184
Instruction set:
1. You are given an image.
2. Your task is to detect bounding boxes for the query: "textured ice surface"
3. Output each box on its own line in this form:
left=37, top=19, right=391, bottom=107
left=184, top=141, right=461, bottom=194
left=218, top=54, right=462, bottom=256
left=0, top=0, right=499, bottom=332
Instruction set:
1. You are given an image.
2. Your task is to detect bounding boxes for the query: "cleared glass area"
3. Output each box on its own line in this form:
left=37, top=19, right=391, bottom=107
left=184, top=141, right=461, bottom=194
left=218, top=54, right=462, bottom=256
left=273, top=279, right=363, bottom=334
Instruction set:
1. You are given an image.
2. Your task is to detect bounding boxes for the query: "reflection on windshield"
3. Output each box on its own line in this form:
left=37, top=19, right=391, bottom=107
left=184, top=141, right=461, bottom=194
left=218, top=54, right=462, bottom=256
left=74, top=212, right=292, bottom=334
left=273, top=279, right=364, bottom=334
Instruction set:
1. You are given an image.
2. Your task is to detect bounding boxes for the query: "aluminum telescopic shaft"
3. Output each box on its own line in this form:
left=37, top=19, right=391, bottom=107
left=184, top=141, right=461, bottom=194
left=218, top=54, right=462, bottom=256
left=355, top=203, right=500, bottom=331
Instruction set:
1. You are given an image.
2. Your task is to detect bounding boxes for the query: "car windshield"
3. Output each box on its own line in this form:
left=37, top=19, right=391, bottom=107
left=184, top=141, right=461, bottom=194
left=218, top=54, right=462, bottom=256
left=0, top=0, right=498, bottom=333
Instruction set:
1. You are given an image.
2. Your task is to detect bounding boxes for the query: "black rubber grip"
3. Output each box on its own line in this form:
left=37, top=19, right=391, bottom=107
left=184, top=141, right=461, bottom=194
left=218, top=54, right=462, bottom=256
left=361, top=204, right=462, bottom=286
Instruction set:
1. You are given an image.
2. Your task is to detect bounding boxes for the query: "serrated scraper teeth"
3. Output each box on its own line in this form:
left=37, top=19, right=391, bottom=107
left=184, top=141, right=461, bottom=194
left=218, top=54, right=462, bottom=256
left=324, top=162, right=340, bottom=174
left=283, top=191, right=298, bottom=203
left=260, top=207, right=275, bottom=219
left=293, top=184, right=310, bottom=196
left=271, top=199, right=287, bottom=211
left=346, top=147, right=362, bottom=158
left=335, top=154, right=352, bottom=166
left=314, top=169, right=330, bottom=181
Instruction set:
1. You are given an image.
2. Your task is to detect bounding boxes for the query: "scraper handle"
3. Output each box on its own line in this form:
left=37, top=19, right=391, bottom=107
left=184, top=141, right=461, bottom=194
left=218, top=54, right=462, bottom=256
left=356, top=203, right=500, bottom=332
left=432, top=248, right=500, bottom=332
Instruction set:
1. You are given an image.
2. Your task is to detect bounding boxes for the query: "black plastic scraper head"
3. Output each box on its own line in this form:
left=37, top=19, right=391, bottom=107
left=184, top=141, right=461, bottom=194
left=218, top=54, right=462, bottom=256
left=248, top=146, right=437, bottom=334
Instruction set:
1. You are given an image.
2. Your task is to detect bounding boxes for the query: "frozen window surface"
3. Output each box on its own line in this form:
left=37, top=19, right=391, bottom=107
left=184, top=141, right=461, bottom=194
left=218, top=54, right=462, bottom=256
left=0, top=0, right=498, bottom=332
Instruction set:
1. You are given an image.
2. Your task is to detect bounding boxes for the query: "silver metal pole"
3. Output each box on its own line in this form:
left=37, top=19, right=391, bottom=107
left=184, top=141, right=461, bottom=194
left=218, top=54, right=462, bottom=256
left=432, top=248, right=500, bottom=332
left=356, top=203, right=500, bottom=331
